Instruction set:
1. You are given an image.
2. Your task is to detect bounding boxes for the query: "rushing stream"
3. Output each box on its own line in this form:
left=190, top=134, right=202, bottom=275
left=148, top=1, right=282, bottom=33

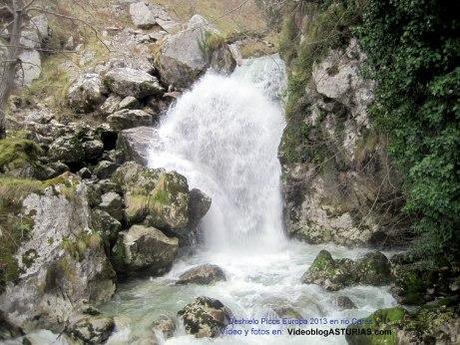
left=101, top=55, right=396, bottom=344
left=2, top=56, right=396, bottom=345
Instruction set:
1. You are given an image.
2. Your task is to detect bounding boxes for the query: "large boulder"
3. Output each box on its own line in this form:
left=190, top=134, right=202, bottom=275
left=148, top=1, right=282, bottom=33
left=103, top=68, right=163, bottom=98
left=176, top=264, right=226, bottom=285
left=0, top=175, right=116, bottom=331
left=178, top=297, right=232, bottom=338
left=152, top=315, right=176, bottom=340
left=16, top=50, right=41, bottom=87
left=188, top=188, right=212, bottom=228
left=112, top=162, right=211, bottom=234
left=116, top=126, right=157, bottom=165
left=129, top=2, right=156, bottom=29
left=157, top=15, right=236, bottom=89
left=302, top=250, right=392, bottom=291
left=112, top=225, right=178, bottom=276
left=68, top=74, right=107, bottom=113
left=107, top=109, right=156, bottom=131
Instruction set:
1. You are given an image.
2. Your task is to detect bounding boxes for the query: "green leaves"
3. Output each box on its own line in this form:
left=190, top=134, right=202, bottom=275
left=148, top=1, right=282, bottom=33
left=359, top=0, right=460, bottom=264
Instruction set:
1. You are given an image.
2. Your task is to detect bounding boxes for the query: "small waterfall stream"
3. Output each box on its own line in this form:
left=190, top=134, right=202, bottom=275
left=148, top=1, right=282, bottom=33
left=148, top=55, right=287, bottom=252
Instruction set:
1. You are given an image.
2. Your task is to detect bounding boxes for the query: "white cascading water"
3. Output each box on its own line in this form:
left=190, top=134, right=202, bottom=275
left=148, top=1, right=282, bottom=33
left=7, top=56, right=396, bottom=345
left=148, top=55, right=287, bottom=253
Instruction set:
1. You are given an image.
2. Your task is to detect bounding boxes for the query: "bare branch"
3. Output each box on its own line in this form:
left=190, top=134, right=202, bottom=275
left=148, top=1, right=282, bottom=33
left=28, top=6, right=111, bottom=52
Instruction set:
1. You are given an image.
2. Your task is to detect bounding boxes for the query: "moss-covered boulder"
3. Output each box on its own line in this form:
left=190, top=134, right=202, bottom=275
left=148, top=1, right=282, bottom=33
left=346, top=307, right=408, bottom=345
left=0, top=135, right=46, bottom=179
left=302, top=250, right=355, bottom=291
left=113, top=162, right=189, bottom=229
left=302, top=250, right=392, bottom=291
left=112, top=224, right=178, bottom=277
left=346, top=301, right=459, bottom=345
left=178, top=297, right=233, bottom=338
left=355, top=252, right=392, bottom=285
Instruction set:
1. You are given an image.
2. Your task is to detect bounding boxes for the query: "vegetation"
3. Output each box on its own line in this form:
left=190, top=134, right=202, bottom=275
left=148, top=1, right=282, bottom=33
left=358, top=0, right=460, bottom=265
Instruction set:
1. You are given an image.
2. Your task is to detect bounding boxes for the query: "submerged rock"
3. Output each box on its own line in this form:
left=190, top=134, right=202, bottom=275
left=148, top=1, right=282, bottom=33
left=334, top=296, right=356, bottom=310
left=112, top=225, right=178, bottom=276
left=178, top=297, right=233, bottom=338
left=152, top=315, right=176, bottom=340
left=302, top=250, right=391, bottom=291
left=176, top=264, right=226, bottom=285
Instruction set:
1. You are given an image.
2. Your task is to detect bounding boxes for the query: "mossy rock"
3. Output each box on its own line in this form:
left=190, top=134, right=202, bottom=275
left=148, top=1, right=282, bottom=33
left=355, top=252, right=392, bottom=285
left=345, top=307, right=407, bottom=345
left=0, top=135, right=46, bottom=179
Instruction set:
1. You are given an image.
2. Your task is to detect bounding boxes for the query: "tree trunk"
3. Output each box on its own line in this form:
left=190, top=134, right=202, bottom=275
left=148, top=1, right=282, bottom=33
left=0, top=0, right=24, bottom=139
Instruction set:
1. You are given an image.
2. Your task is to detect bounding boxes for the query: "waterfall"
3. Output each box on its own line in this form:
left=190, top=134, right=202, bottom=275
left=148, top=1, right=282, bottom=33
left=148, top=55, right=287, bottom=252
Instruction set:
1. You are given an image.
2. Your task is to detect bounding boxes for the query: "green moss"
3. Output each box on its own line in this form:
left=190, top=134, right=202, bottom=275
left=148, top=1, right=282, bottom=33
left=62, top=233, right=102, bottom=262
left=199, top=30, right=227, bottom=61
left=0, top=134, right=43, bottom=174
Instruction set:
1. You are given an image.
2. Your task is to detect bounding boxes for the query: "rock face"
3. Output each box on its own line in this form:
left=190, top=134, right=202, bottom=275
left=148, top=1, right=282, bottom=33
left=104, top=68, right=163, bottom=98
left=116, top=126, right=157, bottom=165
left=68, top=74, right=107, bottom=113
left=176, top=264, right=226, bottom=285
left=281, top=38, right=405, bottom=247
left=157, top=15, right=236, bottom=89
left=302, top=250, right=391, bottom=291
left=129, top=2, right=156, bottom=29
left=178, top=297, right=233, bottom=338
left=112, top=225, right=178, bottom=276
left=0, top=176, right=116, bottom=331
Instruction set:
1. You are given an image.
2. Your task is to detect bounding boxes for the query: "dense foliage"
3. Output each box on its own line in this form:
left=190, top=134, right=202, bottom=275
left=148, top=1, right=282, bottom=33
left=358, top=0, right=459, bottom=265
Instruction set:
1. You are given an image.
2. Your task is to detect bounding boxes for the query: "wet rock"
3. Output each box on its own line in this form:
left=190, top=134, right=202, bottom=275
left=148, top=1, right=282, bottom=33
left=272, top=306, right=303, bottom=319
left=188, top=188, right=212, bottom=228
left=112, top=225, right=178, bottom=276
left=178, top=297, right=232, bottom=338
left=116, top=126, right=157, bottom=165
left=98, top=191, right=124, bottom=221
left=69, top=315, right=115, bottom=344
left=93, top=160, right=118, bottom=179
left=302, top=250, right=391, bottom=291
left=68, top=74, right=107, bottom=113
left=302, top=250, right=355, bottom=291
left=157, top=15, right=235, bottom=89
left=107, top=109, right=155, bottom=131
left=334, top=296, right=356, bottom=310
left=104, top=68, right=163, bottom=98
left=152, top=315, right=176, bottom=339
left=176, top=264, right=226, bottom=285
